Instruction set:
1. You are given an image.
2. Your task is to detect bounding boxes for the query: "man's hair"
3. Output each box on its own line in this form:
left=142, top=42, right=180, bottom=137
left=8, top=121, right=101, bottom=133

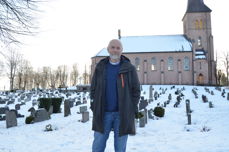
left=107, top=39, right=123, bottom=51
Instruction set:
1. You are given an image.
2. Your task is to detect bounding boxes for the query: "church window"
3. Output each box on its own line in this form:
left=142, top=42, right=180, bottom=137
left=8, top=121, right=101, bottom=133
left=184, top=57, right=190, bottom=71
left=168, top=57, right=174, bottom=71
left=195, top=20, right=199, bottom=29
left=197, top=36, right=202, bottom=47
left=199, top=19, right=203, bottom=29
left=151, top=57, right=156, bottom=70
left=135, top=57, right=140, bottom=71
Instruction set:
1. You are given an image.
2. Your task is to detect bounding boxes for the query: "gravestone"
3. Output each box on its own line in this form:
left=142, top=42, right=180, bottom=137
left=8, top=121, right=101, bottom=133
left=144, top=109, right=148, bottom=124
left=168, top=94, right=172, bottom=101
left=15, top=104, right=20, bottom=110
left=139, top=112, right=145, bottom=128
left=34, top=108, right=50, bottom=123
left=139, top=100, right=148, bottom=111
left=0, top=99, right=6, bottom=104
left=187, top=113, right=191, bottom=125
left=0, top=107, right=9, bottom=114
left=154, top=92, right=158, bottom=100
left=81, top=111, right=89, bottom=123
left=64, top=100, right=71, bottom=117
left=211, top=91, right=214, bottom=95
left=69, top=99, right=74, bottom=108
left=209, top=102, right=213, bottom=108
left=227, top=93, right=229, bottom=101
left=32, top=99, right=37, bottom=106
left=6, top=110, right=17, bottom=128
left=148, top=109, right=154, bottom=119
left=185, top=100, right=191, bottom=115
left=202, top=95, right=208, bottom=103
left=75, top=101, right=81, bottom=106
left=79, top=106, right=87, bottom=113
left=7, top=100, right=14, bottom=105
left=149, top=85, right=153, bottom=102
left=28, top=107, right=36, bottom=117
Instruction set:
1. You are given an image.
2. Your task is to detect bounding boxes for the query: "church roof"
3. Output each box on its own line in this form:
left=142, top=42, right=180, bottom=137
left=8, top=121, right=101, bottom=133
left=186, top=0, right=212, bottom=13
left=94, top=35, right=192, bottom=57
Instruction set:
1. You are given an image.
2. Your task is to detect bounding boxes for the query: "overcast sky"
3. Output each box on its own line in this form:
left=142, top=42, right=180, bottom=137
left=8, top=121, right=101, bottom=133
left=0, top=0, right=229, bottom=90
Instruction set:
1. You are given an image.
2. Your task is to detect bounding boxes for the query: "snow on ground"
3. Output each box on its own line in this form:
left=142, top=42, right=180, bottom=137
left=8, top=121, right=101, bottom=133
left=0, top=85, right=229, bottom=152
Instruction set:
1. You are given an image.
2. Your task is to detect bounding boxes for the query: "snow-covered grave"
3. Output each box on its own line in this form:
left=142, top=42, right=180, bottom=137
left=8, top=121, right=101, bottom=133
left=0, top=85, right=229, bottom=152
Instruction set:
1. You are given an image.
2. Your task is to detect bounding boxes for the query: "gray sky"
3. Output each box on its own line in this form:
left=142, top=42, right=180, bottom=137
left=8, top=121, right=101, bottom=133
left=0, top=0, right=228, bottom=89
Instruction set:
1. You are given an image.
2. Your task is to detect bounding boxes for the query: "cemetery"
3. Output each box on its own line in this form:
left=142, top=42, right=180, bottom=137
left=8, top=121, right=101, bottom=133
left=0, top=85, right=229, bottom=152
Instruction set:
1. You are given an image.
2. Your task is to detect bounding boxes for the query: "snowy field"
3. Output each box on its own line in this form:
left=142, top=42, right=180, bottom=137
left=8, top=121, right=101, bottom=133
left=0, top=85, right=229, bottom=152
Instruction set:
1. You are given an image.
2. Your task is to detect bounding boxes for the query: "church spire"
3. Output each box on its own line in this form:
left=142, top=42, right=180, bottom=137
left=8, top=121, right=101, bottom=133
left=186, top=0, right=211, bottom=13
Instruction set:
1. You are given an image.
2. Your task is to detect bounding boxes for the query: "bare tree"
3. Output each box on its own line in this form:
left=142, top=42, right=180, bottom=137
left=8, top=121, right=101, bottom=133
left=33, top=69, right=42, bottom=89
left=0, top=0, right=40, bottom=44
left=40, top=66, right=50, bottom=89
left=57, top=65, right=68, bottom=88
left=49, top=68, right=58, bottom=89
left=0, top=48, right=22, bottom=91
left=70, top=63, right=79, bottom=86
left=222, top=51, right=229, bottom=86
left=82, top=64, right=89, bottom=85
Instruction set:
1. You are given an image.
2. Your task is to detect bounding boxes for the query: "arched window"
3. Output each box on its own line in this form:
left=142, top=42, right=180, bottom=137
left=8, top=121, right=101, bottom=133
left=168, top=57, right=173, bottom=71
left=135, top=57, right=140, bottom=71
left=151, top=57, right=156, bottom=70
left=199, top=19, right=203, bottom=29
left=195, top=20, right=199, bottom=29
left=184, top=57, right=190, bottom=71
left=197, top=36, right=202, bottom=47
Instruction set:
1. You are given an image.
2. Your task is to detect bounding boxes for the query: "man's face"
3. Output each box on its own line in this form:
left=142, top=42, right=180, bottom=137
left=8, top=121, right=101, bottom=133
left=108, top=40, right=122, bottom=60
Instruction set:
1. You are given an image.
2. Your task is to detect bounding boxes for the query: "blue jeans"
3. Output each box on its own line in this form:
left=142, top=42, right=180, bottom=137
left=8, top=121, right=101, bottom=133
left=92, top=112, right=128, bottom=152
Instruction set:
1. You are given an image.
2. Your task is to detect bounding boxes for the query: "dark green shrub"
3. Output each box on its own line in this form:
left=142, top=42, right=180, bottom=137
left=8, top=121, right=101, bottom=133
left=38, top=98, right=52, bottom=111
left=51, top=98, right=62, bottom=113
left=25, top=116, right=34, bottom=124
left=153, top=106, right=165, bottom=117
left=38, top=98, right=62, bottom=113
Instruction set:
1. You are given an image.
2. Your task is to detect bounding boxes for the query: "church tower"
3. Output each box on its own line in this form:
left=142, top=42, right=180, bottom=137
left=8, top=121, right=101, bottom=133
left=182, top=0, right=216, bottom=85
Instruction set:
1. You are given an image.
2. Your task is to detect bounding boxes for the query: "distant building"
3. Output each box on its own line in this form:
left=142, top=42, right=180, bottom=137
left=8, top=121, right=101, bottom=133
left=91, top=0, right=216, bottom=85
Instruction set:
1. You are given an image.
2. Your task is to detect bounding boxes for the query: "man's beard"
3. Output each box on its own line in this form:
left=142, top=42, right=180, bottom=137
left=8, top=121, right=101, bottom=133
left=109, top=54, right=120, bottom=60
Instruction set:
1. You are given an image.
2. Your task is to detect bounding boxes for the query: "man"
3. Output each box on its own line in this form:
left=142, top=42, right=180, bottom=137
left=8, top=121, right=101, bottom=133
left=90, top=39, right=141, bottom=152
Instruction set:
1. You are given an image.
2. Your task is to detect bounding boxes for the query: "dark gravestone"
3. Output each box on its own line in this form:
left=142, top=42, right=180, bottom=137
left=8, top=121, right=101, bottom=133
left=81, top=111, right=89, bottom=123
left=139, top=100, right=148, bottom=111
left=15, top=104, right=20, bottom=110
left=32, top=99, right=37, bottom=106
left=0, top=107, right=9, bottom=114
left=227, top=93, right=229, bottom=101
left=209, top=102, right=213, bottom=108
left=6, top=110, right=17, bottom=128
left=64, top=100, right=71, bottom=117
left=202, top=95, right=208, bottom=103
left=185, top=100, right=191, bottom=115
left=34, top=109, right=50, bottom=123
left=75, top=101, right=81, bottom=106
left=28, top=107, right=36, bottom=117
left=149, top=85, right=153, bottom=101
left=7, top=100, right=14, bottom=105
left=69, top=100, right=74, bottom=108
left=187, top=113, right=191, bottom=125
left=144, top=109, right=148, bottom=124
left=0, top=99, right=6, bottom=104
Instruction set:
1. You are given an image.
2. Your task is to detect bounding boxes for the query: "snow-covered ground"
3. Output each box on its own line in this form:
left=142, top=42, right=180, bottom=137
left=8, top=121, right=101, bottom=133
left=0, top=85, right=229, bottom=152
